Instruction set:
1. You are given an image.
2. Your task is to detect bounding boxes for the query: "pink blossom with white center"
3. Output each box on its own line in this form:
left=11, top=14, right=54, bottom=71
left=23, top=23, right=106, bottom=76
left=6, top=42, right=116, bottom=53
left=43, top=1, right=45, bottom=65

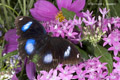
left=103, top=34, right=113, bottom=46
left=64, top=27, right=78, bottom=39
left=99, top=8, right=109, bottom=19
left=83, top=17, right=97, bottom=26
left=82, top=10, right=93, bottom=18
left=108, top=42, right=120, bottom=56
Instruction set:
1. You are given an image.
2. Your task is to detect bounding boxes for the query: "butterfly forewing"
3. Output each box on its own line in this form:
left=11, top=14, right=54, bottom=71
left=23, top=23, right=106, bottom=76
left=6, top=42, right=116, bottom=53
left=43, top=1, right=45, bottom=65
left=15, top=16, right=47, bottom=61
left=15, top=16, right=46, bottom=37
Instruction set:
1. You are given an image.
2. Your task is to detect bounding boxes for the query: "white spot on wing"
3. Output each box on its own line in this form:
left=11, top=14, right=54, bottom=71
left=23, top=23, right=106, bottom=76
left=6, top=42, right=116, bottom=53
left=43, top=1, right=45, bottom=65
left=64, top=46, right=71, bottom=58
left=19, top=17, right=23, bottom=20
left=43, top=53, right=53, bottom=63
left=77, top=53, right=80, bottom=58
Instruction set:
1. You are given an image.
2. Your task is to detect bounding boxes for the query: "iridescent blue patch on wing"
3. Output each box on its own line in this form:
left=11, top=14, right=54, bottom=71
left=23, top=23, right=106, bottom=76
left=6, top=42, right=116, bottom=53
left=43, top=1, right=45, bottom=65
left=25, top=39, right=35, bottom=55
left=21, top=21, right=32, bottom=32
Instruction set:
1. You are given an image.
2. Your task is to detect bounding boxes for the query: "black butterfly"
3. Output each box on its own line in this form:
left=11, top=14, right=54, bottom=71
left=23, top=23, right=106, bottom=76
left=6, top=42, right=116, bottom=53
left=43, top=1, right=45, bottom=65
left=15, top=16, right=82, bottom=71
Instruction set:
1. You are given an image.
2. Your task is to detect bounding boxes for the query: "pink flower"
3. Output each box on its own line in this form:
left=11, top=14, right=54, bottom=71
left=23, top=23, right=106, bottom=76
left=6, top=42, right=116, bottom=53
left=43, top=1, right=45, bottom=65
left=82, top=10, right=93, bottom=18
left=49, top=70, right=60, bottom=80
left=113, top=62, right=120, bottom=74
left=111, top=17, right=120, bottom=28
left=54, top=26, right=65, bottom=38
left=40, top=69, right=54, bottom=80
left=113, top=57, right=120, bottom=61
left=83, top=17, right=97, bottom=26
left=107, top=71, right=120, bottom=80
left=30, top=0, right=86, bottom=21
left=103, top=34, right=112, bottom=46
left=59, top=73, right=73, bottom=80
left=36, top=57, right=112, bottom=80
left=108, top=42, right=120, bottom=56
left=64, top=27, right=78, bottom=39
left=73, top=69, right=86, bottom=80
left=42, top=18, right=82, bottom=44
left=58, top=65, right=76, bottom=75
left=99, top=8, right=109, bottom=19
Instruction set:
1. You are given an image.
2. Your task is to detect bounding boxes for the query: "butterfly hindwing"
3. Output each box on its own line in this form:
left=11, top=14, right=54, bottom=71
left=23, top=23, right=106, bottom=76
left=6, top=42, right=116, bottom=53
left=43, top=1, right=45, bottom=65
left=36, top=37, right=81, bottom=70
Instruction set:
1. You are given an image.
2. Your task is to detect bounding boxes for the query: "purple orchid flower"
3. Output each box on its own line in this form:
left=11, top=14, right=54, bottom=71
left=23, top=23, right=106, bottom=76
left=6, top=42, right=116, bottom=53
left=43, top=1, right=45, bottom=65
left=30, top=0, right=86, bottom=21
left=3, top=29, right=19, bottom=54
left=26, top=62, right=36, bottom=80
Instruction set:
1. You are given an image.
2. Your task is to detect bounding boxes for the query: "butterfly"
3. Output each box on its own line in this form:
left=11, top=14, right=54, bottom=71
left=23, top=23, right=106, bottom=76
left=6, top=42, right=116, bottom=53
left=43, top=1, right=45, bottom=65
left=15, top=16, right=82, bottom=71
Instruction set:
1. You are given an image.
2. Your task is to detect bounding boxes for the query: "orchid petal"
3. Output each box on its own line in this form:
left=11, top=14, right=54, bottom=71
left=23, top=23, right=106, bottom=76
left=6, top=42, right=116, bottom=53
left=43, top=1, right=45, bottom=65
left=26, top=62, right=36, bottom=80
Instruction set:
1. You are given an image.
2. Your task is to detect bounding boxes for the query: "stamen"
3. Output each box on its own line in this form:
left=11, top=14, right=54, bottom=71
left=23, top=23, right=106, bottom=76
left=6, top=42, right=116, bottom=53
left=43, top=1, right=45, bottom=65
left=55, top=11, right=65, bottom=22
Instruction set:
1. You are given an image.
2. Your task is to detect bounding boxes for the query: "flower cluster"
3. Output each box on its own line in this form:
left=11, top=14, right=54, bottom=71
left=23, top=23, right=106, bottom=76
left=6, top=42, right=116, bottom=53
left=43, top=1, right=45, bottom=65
left=102, top=16, right=120, bottom=56
left=103, top=29, right=120, bottom=56
left=36, top=57, right=120, bottom=80
left=42, top=8, right=110, bottom=46
left=42, top=16, right=82, bottom=44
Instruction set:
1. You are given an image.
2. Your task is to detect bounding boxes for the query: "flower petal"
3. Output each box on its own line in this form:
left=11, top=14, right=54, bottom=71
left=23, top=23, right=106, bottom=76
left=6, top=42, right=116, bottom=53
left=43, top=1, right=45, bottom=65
left=70, top=0, right=85, bottom=13
left=4, top=29, right=18, bottom=42
left=26, top=62, right=36, bottom=80
left=76, top=12, right=84, bottom=17
left=57, top=0, right=72, bottom=10
left=11, top=74, right=18, bottom=80
left=30, top=1, right=58, bottom=21
left=3, top=44, right=17, bottom=54
left=30, top=9, right=52, bottom=21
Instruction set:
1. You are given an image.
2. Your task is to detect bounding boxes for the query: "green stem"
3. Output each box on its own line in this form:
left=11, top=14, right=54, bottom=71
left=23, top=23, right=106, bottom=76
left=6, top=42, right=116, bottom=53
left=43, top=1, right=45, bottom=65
left=7, top=0, right=10, bottom=6
left=27, top=0, right=34, bottom=15
left=19, top=62, right=25, bottom=80
left=23, top=0, right=26, bottom=16
left=0, top=40, right=5, bottom=69
left=105, top=0, right=111, bottom=17
left=0, top=17, right=4, bottom=25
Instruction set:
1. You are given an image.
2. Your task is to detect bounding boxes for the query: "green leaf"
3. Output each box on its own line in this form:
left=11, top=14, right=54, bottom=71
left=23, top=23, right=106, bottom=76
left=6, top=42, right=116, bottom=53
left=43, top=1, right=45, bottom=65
left=61, top=8, right=76, bottom=20
left=75, top=45, right=89, bottom=60
left=0, top=50, right=18, bottom=61
left=94, top=45, right=113, bottom=74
